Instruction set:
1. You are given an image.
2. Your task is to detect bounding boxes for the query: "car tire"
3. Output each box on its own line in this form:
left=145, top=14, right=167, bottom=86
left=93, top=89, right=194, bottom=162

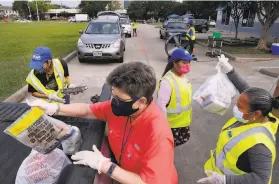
left=201, top=28, right=207, bottom=33
left=117, top=56, right=124, bottom=63
left=78, top=58, right=85, bottom=63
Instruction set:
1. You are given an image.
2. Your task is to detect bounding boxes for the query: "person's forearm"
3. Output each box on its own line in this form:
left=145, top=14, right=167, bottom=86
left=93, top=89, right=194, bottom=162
left=101, top=161, right=146, bottom=184
left=31, top=92, right=48, bottom=99
left=58, top=103, right=95, bottom=119
left=272, top=77, right=279, bottom=97
left=226, top=69, right=250, bottom=93
left=226, top=172, right=268, bottom=184
left=65, top=76, right=71, bottom=86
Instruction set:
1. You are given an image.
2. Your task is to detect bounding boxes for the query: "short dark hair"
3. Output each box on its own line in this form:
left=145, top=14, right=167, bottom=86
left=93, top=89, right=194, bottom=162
left=106, top=62, right=156, bottom=102
left=244, top=87, right=279, bottom=122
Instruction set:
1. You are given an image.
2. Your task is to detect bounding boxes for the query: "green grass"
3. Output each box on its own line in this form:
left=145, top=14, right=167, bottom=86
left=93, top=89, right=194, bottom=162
left=0, top=21, right=87, bottom=100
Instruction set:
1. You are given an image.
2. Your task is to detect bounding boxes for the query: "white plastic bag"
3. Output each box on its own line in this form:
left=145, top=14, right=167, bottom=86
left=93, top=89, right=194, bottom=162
left=193, top=70, right=237, bottom=115
left=4, top=107, right=75, bottom=154
left=15, top=148, right=72, bottom=184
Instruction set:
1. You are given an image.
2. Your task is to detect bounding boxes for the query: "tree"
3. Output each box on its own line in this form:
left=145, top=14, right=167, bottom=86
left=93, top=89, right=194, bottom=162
left=78, top=1, right=108, bottom=18
left=256, top=1, right=279, bottom=50
left=226, top=1, right=251, bottom=39
left=187, top=1, right=224, bottom=19
left=107, top=1, right=121, bottom=11
left=12, top=1, right=29, bottom=18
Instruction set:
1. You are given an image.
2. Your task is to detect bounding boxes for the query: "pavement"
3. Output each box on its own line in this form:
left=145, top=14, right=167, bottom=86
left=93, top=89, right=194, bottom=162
left=66, top=24, right=279, bottom=183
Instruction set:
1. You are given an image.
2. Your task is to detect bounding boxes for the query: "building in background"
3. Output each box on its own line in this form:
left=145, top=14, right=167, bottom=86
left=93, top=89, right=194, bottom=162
left=0, top=6, right=19, bottom=17
left=124, top=0, right=130, bottom=9
left=44, top=8, right=80, bottom=20
left=216, top=7, right=279, bottom=40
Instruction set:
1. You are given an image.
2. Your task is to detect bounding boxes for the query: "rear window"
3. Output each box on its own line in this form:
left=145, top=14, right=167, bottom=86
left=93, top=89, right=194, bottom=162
left=85, top=22, right=120, bottom=34
left=167, top=22, right=187, bottom=29
left=120, top=18, right=130, bottom=24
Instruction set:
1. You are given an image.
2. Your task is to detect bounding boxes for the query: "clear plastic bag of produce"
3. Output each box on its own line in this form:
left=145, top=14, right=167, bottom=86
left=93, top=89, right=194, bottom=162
left=15, top=148, right=72, bottom=184
left=193, top=71, right=237, bottom=115
left=4, top=107, right=76, bottom=154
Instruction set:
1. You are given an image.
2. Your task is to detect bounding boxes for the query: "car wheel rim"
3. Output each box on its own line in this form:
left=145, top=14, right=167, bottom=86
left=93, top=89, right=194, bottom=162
left=165, top=33, right=193, bottom=56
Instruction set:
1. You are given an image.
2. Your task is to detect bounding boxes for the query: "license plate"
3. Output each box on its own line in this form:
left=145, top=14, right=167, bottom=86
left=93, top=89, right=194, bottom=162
left=93, top=51, right=102, bottom=57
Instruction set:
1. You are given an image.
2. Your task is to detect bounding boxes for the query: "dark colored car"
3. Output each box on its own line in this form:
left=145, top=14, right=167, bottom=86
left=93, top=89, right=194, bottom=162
left=193, top=19, right=209, bottom=33
left=160, top=21, right=187, bottom=39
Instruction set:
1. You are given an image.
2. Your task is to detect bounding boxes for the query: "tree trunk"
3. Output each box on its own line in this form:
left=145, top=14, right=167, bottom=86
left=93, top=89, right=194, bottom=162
left=235, top=22, right=239, bottom=39
left=256, top=23, right=270, bottom=50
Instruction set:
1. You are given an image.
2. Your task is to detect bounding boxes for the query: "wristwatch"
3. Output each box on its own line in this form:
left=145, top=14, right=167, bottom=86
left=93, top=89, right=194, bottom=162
left=106, top=163, right=117, bottom=177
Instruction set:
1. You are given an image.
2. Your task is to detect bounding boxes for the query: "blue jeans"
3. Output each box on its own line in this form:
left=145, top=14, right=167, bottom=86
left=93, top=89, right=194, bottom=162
left=64, top=95, right=70, bottom=104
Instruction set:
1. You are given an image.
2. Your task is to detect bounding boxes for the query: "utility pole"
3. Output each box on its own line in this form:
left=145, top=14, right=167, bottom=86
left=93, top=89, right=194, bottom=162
left=27, top=1, right=32, bottom=20
left=36, top=0, right=39, bottom=21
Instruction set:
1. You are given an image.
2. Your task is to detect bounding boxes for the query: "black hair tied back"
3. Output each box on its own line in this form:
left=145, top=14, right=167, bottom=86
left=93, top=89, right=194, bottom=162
left=272, top=96, right=279, bottom=110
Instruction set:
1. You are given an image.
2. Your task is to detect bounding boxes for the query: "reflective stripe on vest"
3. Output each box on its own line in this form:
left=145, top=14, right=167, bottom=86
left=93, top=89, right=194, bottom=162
left=215, top=126, right=275, bottom=175
left=52, top=59, right=65, bottom=87
left=164, top=72, right=191, bottom=114
left=27, top=70, right=46, bottom=94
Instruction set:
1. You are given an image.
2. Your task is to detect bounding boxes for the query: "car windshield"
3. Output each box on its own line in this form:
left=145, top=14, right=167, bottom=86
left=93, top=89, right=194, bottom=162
left=167, top=22, right=187, bottom=29
left=120, top=18, right=130, bottom=24
left=85, top=22, right=120, bottom=34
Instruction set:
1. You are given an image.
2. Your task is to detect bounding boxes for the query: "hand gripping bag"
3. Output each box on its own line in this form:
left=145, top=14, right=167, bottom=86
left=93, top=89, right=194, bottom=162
left=4, top=107, right=77, bottom=154
left=193, top=70, right=237, bottom=115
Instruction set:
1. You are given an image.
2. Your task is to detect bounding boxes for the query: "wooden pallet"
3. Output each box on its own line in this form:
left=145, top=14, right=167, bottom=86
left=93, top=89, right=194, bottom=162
left=223, top=37, right=241, bottom=45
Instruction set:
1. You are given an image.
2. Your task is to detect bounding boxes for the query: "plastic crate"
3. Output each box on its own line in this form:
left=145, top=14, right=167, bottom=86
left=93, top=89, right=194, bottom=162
left=213, top=32, right=221, bottom=39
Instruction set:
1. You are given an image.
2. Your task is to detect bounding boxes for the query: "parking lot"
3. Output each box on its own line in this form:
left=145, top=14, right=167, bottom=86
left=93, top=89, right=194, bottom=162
left=67, top=24, right=279, bottom=183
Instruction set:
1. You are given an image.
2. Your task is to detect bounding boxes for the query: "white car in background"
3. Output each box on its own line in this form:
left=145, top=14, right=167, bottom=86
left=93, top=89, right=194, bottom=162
left=16, top=19, right=31, bottom=23
left=208, top=20, right=216, bottom=27
left=120, top=16, right=132, bottom=37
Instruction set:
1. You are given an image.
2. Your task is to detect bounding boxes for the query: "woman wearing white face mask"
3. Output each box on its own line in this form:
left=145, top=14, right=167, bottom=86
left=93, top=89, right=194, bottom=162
left=197, top=55, right=279, bottom=184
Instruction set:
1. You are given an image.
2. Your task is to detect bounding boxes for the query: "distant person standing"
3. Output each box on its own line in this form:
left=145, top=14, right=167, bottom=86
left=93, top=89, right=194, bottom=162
left=132, top=20, right=138, bottom=37
left=185, top=20, right=197, bottom=61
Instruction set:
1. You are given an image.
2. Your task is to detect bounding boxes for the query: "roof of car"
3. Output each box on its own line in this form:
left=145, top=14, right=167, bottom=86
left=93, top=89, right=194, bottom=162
left=91, top=17, right=119, bottom=23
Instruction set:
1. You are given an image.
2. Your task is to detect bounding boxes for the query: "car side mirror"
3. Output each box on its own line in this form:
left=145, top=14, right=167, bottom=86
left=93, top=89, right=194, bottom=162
left=79, top=30, right=83, bottom=34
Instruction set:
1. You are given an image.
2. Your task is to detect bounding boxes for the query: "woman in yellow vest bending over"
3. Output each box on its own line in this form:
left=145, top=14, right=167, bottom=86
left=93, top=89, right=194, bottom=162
left=198, top=55, right=279, bottom=184
left=156, top=48, right=194, bottom=147
left=26, top=46, right=76, bottom=104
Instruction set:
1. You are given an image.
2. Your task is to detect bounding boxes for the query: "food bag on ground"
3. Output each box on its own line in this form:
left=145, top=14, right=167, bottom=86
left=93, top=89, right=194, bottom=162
left=62, top=126, right=82, bottom=155
left=4, top=107, right=76, bottom=154
left=15, top=148, right=72, bottom=184
left=193, top=71, right=237, bottom=115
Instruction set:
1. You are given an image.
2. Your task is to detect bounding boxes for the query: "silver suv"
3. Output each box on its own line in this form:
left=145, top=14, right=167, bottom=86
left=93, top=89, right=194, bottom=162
left=77, top=17, right=125, bottom=63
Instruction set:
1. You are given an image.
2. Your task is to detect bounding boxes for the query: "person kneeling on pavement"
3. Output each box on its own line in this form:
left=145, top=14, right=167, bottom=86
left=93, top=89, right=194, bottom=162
left=26, top=46, right=76, bottom=104
left=28, top=62, right=178, bottom=184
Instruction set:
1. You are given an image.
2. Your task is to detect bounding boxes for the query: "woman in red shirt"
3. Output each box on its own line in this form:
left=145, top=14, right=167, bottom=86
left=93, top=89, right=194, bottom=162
left=28, top=62, right=178, bottom=184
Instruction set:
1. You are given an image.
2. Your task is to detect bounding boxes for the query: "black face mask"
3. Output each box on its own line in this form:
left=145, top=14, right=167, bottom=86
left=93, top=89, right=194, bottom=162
left=111, top=97, right=139, bottom=117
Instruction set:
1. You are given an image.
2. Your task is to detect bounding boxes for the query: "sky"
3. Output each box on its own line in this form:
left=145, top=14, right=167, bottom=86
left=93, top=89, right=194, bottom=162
left=0, top=0, right=81, bottom=8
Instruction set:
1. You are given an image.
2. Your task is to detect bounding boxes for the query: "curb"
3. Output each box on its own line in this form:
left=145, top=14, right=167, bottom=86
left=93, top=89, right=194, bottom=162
left=257, top=67, right=279, bottom=78
left=3, top=51, right=77, bottom=103
left=195, top=41, right=275, bottom=62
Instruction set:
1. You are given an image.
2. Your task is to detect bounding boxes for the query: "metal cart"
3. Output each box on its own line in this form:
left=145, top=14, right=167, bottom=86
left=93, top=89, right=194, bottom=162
left=206, top=36, right=223, bottom=58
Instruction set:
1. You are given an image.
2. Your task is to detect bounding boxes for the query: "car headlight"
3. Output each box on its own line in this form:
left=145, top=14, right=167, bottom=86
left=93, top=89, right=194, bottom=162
left=113, top=39, right=121, bottom=48
left=168, top=32, right=173, bottom=36
left=77, top=38, right=84, bottom=47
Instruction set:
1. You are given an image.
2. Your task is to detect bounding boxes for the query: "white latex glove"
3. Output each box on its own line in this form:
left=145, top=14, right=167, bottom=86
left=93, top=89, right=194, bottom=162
left=26, top=99, right=59, bottom=116
left=68, top=84, right=76, bottom=88
left=197, top=171, right=226, bottom=184
left=71, top=145, right=110, bottom=174
left=48, top=91, right=66, bottom=103
left=217, top=54, right=233, bottom=74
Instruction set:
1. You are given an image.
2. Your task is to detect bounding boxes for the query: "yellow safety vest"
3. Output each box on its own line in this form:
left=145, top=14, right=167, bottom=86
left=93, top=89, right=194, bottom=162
left=160, top=71, right=192, bottom=128
left=186, top=27, right=196, bottom=41
left=204, top=114, right=278, bottom=184
left=26, top=59, right=66, bottom=104
left=132, top=23, right=138, bottom=29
